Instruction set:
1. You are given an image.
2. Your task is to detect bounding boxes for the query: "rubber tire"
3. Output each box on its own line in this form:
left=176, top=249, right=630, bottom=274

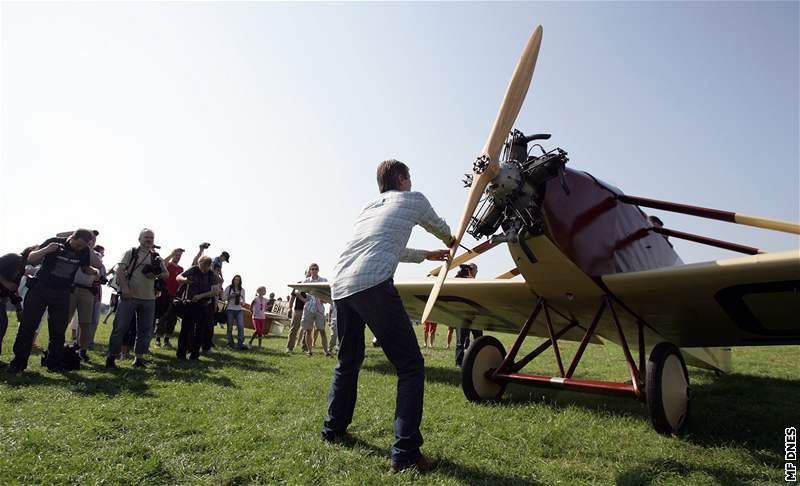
left=462, top=335, right=507, bottom=402
left=646, top=342, right=690, bottom=436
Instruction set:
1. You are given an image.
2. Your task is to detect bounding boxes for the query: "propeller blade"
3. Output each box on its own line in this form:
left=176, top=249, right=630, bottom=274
left=482, top=25, right=543, bottom=162
left=420, top=25, right=544, bottom=324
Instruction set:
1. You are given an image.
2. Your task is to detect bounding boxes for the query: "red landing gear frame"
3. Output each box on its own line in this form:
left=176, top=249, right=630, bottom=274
left=460, top=296, right=691, bottom=435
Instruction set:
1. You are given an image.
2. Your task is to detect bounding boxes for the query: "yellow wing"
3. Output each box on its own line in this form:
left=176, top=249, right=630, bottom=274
left=603, top=249, right=800, bottom=347
left=289, top=279, right=599, bottom=343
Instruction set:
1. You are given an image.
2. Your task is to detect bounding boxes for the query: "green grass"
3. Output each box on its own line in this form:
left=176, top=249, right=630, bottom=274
left=0, top=313, right=796, bottom=485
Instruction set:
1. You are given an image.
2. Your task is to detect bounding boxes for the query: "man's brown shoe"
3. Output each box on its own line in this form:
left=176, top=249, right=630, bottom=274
left=391, top=455, right=439, bottom=473
left=321, top=431, right=355, bottom=444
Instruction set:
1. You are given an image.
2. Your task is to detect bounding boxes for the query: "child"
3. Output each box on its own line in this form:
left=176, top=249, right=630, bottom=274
left=249, top=286, right=268, bottom=348
left=423, top=320, right=437, bottom=348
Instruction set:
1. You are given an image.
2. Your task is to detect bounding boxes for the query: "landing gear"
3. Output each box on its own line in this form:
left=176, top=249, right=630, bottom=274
left=461, top=336, right=507, bottom=402
left=646, top=342, right=690, bottom=436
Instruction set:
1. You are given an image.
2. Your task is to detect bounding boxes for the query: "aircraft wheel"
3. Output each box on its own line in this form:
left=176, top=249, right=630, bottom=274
left=646, top=342, right=690, bottom=436
left=462, top=336, right=507, bottom=402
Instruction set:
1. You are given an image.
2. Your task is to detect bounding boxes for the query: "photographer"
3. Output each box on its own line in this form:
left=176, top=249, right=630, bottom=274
left=154, top=248, right=185, bottom=348
left=222, top=275, right=247, bottom=350
left=106, top=228, right=168, bottom=369
left=454, top=263, right=482, bottom=368
left=191, top=242, right=226, bottom=332
left=7, top=230, right=94, bottom=373
left=175, top=256, right=221, bottom=360
left=66, top=242, right=106, bottom=362
left=0, top=247, right=36, bottom=368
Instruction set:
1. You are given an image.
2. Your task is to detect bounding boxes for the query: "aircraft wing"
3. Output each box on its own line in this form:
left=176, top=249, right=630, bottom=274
left=289, top=280, right=599, bottom=343
left=602, top=249, right=800, bottom=347
left=263, top=311, right=291, bottom=323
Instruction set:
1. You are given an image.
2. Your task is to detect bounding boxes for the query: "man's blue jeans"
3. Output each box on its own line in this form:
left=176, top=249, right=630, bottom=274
left=226, top=309, right=244, bottom=347
left=108, top=297, right=155, bottom=357
left=321, top=279, right=425, bottom=466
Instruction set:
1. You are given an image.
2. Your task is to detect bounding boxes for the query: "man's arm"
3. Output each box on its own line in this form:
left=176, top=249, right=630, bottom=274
left=157, top=257, right=169, bottom=280
left=193, top=286, right=221, bottom=301
left=191, top=245, right=204, bottom=266
left=400, top=248, right=449, bottom=263
left=116, top=252, right=132, bottom=297
left=27, top=240, right=60, bottom=265
left=193, top=277, right=222, bottom=301
left=414, top=193, right=454, bottom=246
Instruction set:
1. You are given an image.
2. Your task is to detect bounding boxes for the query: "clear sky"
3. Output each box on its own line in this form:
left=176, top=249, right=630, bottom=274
left=1, top=2, right=798, bottom=303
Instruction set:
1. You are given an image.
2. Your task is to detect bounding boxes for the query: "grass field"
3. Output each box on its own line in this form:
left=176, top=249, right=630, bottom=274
left=0, top=313, right=796, bottom=485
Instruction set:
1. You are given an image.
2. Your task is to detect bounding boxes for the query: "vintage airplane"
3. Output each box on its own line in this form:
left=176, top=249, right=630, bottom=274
left=291, top=25, right=800, bottom=435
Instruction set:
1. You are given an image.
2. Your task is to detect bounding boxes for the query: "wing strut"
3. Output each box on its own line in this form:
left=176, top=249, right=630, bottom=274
left=619, top=194, right=800, bottom=235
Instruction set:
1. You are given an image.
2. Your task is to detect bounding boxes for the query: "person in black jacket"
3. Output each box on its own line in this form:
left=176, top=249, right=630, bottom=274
left=8, top=229, right=95, bottom=373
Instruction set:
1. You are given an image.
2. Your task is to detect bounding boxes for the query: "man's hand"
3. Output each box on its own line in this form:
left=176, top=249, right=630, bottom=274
left=425, top=249, right=450, bottom=262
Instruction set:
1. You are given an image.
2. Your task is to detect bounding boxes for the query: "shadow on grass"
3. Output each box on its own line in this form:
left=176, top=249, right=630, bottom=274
left=686, top=371, right=799, bottom=466
left=335, top=435, right=541, bottom=485
left=0, top=336, right=279, bottom=397
left=363, top=361, right=463, bottom=387
left=365, top=361, right=799, bottom=465
left=615, top=458, right=766, bottom=486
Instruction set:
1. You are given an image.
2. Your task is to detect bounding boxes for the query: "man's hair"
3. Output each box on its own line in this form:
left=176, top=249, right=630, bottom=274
left=139, top=228, right=154, bottom=239
left=198, top=256, right=213, bottom=265
left=376, top=159, right=409, bottom=193
left=72, top=228, right=94, bottom=242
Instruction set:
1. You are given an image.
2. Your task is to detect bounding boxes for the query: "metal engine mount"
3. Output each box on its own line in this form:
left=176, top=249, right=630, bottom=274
left=468, top=129, right=570, bottom=240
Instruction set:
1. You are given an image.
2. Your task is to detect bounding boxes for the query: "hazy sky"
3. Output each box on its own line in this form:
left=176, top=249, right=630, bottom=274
left=1, top=2, right=798, bottom=303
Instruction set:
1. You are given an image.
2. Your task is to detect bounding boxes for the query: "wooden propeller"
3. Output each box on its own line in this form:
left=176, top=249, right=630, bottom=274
left=420, top=25, right=543, bottom=324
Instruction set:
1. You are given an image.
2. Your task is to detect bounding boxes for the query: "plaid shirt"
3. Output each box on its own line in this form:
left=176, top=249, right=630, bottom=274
left=331, top=190, right=451, bottom=300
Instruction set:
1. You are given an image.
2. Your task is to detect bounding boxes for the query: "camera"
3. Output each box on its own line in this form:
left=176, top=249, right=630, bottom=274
left=141, top=252, right=164, bottom=275
left=200, top=242, right=211, bottom=249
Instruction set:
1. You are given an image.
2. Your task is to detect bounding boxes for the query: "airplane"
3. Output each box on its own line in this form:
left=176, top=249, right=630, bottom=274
left=291, top=25, right=800, bottom=436
left=226, top=299, right=292, bottom=335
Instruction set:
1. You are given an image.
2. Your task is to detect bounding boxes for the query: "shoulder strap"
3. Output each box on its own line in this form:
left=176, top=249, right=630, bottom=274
left=125, top=247, right=139, bottom=281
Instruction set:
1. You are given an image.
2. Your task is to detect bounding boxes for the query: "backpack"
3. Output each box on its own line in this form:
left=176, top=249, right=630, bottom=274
left=41, top=343, right=81, bottom=371
left=172, top=281, right=191, bottom=319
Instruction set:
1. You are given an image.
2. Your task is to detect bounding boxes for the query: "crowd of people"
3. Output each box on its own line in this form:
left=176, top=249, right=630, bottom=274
left=1, top=158, right=481, bottom=473
left=0, top=231, right=342, bottom=372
